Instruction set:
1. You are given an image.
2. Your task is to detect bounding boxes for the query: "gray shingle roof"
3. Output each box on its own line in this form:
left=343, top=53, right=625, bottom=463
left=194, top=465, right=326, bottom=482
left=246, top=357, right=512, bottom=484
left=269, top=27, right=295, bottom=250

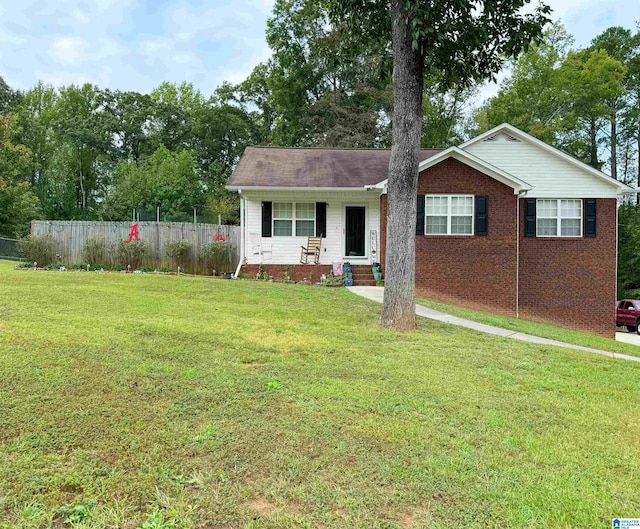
left=227, top=146, right=442, bottom=188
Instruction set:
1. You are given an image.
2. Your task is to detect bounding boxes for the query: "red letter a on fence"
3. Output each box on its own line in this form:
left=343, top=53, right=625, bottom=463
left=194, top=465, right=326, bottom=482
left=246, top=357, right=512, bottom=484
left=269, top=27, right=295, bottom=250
left=124, top=223, right=140, bottom=243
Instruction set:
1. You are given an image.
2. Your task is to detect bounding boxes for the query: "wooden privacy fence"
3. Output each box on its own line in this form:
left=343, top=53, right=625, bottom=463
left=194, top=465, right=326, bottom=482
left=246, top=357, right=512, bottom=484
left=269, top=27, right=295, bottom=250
left=31, top=221, right=240, bottom=272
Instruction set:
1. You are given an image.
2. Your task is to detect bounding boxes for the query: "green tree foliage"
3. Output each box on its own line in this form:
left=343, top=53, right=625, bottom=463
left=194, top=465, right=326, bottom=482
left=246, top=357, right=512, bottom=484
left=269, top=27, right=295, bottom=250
left=471, top=24, right=574, bottom=144
left=102, top=146, right=203, bottom=221
left=0, top=75, right=16, bottom=114
left=618, top=204, right=640, bottom=297
left=0, top=113, right=40, bottom=237
left=560, top=48, right=626, bottom=170
left=233, top=0, right=392, bottom=147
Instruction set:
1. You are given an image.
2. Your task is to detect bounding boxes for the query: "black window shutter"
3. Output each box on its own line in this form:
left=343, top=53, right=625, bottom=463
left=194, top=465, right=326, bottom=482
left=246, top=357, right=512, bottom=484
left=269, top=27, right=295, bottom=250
left=525, top=198, right=536, bottom=237
left=416, top=195, right=425, bottom=235
left=316, top=202, right=326, bottom=238
left=584, top=199, right=596, bottom=238
left=475, top=196, right=488, bottom=236
left=261, top=201, right=272, bottom=237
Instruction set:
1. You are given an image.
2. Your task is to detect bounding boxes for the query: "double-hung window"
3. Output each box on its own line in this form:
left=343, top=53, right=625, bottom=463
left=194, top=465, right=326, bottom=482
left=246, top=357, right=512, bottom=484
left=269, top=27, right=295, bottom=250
left=273, top=202, right=293, bottom=236
left=425, top=195, right=474, bottom=235
left=536, top=199, right=582, bottom=237
left=273, top=202, right=316, bottom=236
left=295, top=203, right=315, bottom=236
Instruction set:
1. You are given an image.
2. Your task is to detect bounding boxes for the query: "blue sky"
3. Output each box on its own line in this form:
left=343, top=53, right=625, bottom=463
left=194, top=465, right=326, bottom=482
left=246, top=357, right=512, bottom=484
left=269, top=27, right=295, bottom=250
left=0, top=0, right=638, bottom=100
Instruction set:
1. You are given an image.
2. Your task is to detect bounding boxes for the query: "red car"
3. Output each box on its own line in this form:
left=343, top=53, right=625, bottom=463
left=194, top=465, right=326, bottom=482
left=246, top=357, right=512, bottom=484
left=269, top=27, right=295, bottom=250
left=616, top=299, right=640, bottom=333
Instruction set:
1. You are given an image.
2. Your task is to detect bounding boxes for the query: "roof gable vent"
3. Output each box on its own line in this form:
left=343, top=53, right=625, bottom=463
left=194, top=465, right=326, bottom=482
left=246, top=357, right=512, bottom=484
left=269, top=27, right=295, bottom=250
left=483, top=132, right=521, bottom=143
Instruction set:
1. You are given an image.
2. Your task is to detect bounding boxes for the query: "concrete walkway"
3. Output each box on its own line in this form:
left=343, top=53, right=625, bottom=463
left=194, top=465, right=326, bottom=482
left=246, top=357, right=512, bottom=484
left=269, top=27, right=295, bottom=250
left=347, top=286, right=640, bottom=363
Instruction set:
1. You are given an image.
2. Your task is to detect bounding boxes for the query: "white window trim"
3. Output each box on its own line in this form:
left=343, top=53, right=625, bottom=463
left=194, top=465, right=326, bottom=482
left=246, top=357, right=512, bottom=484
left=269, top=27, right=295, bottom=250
left=272, top=202, right=316, bottom=237
left=425, top=194, right=475, bottom=236
left=536, top=199, right=582, bottom=238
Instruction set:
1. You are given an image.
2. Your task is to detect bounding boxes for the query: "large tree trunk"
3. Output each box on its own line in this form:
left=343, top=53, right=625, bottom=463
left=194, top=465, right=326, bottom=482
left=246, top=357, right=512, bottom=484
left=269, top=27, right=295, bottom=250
left=611, top=113, right=617, bottom=180
left=380, top=1, right=424, bottom=331
left=589, top=119, right=599, bottom=169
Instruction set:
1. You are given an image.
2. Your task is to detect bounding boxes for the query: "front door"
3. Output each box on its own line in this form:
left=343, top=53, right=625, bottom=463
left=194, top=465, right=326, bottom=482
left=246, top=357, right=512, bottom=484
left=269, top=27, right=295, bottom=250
left=345, top=206, right=366, bottom=257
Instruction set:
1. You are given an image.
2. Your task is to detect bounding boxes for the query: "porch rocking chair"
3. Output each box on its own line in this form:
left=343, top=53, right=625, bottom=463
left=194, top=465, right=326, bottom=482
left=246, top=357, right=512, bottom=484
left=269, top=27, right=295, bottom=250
left=300, top=235, right=322, bottom=264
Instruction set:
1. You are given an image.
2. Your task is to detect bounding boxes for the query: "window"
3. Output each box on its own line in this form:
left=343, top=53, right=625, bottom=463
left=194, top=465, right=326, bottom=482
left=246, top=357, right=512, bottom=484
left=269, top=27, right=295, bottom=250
left=536, top=199, right=582, bottom=237
left=295, top=203, right=315, bottom=236
left=425, top=195, right=474, bottom=235
left=273, top=202, right=293, bottom=236
left=273, top=202, right=316, bottom=236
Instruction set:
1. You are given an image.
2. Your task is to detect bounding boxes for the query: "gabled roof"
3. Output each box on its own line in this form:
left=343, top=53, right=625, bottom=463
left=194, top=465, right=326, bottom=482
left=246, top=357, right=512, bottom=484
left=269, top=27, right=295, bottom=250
left=375, top=146, right=532, bottom=194
left=226, top=146, right=441, bottom=190
left=460, top=123, right=636, bottom=194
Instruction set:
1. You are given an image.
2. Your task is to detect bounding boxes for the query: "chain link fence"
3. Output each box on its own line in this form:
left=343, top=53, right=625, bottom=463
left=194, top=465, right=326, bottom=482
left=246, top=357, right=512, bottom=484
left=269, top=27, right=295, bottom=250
left=0, top=237, right=23, bottom=261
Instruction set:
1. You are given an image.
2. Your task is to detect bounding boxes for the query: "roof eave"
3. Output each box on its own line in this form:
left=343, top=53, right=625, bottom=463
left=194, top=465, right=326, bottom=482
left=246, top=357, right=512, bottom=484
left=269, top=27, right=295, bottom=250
left=226, top=185, right=377, bottom=192
left=374, top=146, right=532, bottom=194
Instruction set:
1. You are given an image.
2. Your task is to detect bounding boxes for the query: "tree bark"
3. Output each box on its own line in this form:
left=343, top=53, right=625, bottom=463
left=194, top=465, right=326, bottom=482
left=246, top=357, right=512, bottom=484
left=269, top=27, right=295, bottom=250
left=611, top=113, right=617, bottom=180
left=380, top=1, right=424, bottom=331
left=589, top=119, right=599, bottom=169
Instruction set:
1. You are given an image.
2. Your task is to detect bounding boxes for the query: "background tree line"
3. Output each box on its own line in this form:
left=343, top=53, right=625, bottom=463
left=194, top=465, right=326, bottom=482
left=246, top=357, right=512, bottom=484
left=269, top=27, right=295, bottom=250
left=1, top=2, right=640, bottom=294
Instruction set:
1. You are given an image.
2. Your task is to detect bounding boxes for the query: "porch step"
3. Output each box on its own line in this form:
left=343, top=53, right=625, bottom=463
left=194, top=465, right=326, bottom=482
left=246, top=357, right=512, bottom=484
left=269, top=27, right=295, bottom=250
left=353, top=279, right=378, bottom=286
left=344, top=264, right=382, bottom=286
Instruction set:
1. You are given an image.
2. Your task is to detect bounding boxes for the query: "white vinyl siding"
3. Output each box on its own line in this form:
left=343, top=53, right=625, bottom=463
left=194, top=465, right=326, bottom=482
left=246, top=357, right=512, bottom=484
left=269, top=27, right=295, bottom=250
left=464, top=132, right=618, bottom=198
left=243, top=191, right=381, bottom=265
left=536, top=199, right=582, bottom=237
left=426, top=195, right=474, bottom=235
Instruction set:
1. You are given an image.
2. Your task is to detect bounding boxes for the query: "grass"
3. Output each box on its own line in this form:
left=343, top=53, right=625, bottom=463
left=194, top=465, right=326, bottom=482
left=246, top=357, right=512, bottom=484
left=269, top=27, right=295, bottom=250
left=0, top=260, right=639, bottom=528
left=417, top=295, right=640, bottom=358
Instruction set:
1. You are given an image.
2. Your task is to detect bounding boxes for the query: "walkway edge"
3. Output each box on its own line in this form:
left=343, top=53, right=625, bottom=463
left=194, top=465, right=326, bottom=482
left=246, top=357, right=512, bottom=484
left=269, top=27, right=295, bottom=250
left=346, top=286, right=640, bottom=364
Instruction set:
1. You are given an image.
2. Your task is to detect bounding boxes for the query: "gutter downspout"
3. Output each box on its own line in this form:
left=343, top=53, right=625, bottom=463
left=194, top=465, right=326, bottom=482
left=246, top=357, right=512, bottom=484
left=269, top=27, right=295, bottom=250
left=234, top=192, right=245, bottom=279
left=516, top=189, right=528, bottom=319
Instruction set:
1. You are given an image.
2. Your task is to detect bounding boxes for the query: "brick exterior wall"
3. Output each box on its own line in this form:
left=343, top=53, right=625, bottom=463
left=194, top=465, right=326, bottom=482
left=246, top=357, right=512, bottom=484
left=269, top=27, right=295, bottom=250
left=518, top=198, right=617, bottom=337
left=381, top=158, right=518, bottom=316
left=380, top=158, right=617, bottom=337
left=241, top=264, right=331, bottom=282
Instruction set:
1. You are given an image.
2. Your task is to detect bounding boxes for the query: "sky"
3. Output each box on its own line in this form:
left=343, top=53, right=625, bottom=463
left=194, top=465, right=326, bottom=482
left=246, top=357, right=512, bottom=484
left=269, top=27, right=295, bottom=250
left=0, top=0, right=638, bottom=101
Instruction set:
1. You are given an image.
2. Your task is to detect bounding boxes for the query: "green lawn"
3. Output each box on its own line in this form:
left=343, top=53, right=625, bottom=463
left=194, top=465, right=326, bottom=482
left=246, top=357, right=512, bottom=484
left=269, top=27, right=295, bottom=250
left=1, top=260, right=639, bottom=528
left=416, top=296, right=640, bottom=358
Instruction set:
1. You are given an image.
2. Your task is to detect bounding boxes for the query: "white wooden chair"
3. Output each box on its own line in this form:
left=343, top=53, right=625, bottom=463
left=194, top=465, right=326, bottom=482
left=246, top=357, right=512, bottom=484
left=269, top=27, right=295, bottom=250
left=249, top=232, right=273, bottom=261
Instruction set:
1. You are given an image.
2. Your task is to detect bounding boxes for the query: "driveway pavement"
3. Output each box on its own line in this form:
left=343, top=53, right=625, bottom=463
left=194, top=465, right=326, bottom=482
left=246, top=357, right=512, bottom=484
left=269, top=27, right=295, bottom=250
left=347, top=286, right=640, bottom=363
left=616, top=331, right=640, bottom=346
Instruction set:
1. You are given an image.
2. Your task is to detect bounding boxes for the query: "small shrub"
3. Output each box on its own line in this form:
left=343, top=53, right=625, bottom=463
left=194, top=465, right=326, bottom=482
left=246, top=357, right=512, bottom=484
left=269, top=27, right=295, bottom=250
left=200, top=241, right=229, bottom=274
left=256, top=263, right=269, bottom=281
left=165, top=240, right=191, bottom=271
left=82, top=238, right=108, bottom=266
left=159, top=267, right=173, bottom=273
left=116, top=239, right=149, bottom=270
left=138, top=266, right=154, bottom=273
left=18, top=236, right=56, bottom=266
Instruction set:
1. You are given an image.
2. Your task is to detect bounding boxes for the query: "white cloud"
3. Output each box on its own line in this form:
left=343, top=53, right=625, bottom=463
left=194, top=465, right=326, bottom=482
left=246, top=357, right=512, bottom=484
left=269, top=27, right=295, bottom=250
left=74, top=10, right=89, bottom=24
left=50, top=36, right=87, bottom=65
